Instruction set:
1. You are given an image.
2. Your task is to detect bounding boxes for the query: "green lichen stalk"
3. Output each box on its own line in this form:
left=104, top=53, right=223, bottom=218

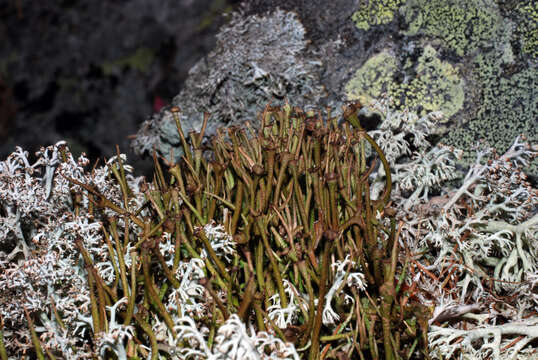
left=62, top=101, right=428, bottom=359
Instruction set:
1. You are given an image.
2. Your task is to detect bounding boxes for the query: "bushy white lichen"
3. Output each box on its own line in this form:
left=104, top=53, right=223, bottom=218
left=356, top=95, right=538, bottom=359
left=0, top=142, right=145, bottom=358
left=1, top=96, right=536, bottom=358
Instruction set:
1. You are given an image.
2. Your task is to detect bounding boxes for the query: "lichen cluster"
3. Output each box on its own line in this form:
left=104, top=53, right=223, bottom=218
left=1, top=98, right=537, bottom=359
left=400, top=0, right=504, bottom=57
left=351, top=0, right=405, bottom=31
left=132, top=9, right=326, bottom=164
left=515, top=1, right=538, bottom=60
left=443, top=59, right=537, bottom=175
left=346, top=0, right=537, bottom=178
left=345, top=45, right=464, bottom=124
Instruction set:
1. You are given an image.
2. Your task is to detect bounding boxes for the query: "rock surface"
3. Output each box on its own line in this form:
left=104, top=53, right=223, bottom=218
left=133, top=0, right=537, bottom=180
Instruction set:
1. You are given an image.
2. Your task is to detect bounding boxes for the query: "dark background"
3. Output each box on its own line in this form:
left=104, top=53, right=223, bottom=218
left=0, top=0, right=360, bottom=177
left=0, top=0, right=240, bottom=176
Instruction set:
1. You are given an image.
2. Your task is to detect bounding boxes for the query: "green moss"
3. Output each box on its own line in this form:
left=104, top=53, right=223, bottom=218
left=516, top=1, right=538, bottom=60
left=351, top=0, right=405, bottom=31
left=345, top=45, right=464, bottom=123
left=400, top=0, right=503, bottom=57
left=444, top=54, right=537, bottom=174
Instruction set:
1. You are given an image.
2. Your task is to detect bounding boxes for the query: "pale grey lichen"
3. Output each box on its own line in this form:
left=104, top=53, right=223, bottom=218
left=0, top=143, right=146, bottom=358
left=161, top=314, right=300, bottom=360
left=361, top=97, right=537, bottom=359
left=132, top=9, right=326, bottom=162
left=410, top=137, right=538, bottom=359
left=365, top=96, right=461, bottom=207
left=1, top=93, right=536, bottom=357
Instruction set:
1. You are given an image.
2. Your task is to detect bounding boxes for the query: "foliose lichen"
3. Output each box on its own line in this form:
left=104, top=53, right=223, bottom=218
left=132, top=9, right=326, bottom=162
left=345, top=45, right=464, bottom=127
left=345, top=50, right=397, bottom=107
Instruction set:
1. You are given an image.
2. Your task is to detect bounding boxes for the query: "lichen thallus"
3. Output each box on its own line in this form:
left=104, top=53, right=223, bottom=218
left=63, top=101, right=428, bottom=360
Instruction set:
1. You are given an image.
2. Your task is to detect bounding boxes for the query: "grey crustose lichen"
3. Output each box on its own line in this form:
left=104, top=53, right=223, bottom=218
left=132, top=9, right=326, bottom=162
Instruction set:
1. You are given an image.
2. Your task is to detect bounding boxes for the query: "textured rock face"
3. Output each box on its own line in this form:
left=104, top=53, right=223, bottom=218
left=348, top=0, right=536, bottom=178
left=132, top=0, right=536, bottom=180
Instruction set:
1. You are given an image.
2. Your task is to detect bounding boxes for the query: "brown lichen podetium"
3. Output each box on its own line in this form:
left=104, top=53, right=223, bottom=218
left=69, top=101, right=427, bottom=359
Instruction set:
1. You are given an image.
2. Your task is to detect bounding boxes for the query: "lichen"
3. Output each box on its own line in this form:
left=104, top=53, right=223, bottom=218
left=345, top=45, right=464, bottom=126
left=131, top=9, right=326, bottom=162
left=515, top=1, right=538, bottom=60
left=443, top=55, right=537, bottom=176
left=344, top=50, right=397, bottom=106
left=392, top=0, right=537, bottom=176
left=351, top=0, right=405, bottom=31
left=400, top=0, right=504, bottom=57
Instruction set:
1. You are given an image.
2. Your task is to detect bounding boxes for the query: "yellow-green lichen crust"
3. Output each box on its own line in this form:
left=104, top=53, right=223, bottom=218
left=347, top=0, right=536, bottom=176
left=516, top=1, right=538, bottom=61
left=351, top=0, right=405, bottom=31
left=400, top=0, right=503, bottom=57
left=345, top=50, right=398, bottom=106
left=443, top=55, right=537, bottom=175
left=345, top=45, right=464, bottom=123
